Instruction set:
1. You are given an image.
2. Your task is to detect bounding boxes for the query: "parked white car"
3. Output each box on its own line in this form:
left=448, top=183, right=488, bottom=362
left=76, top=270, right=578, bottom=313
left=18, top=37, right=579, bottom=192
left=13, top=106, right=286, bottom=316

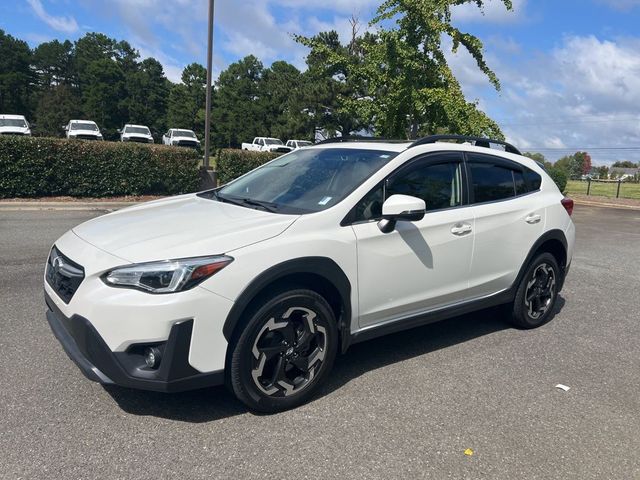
left=242, top=137, right=293, bottom=153
left=162, top=129, right=201, bottom=149
left=0, top=114, right=32, bottom=136
left=45, top=135, right=575, bottom=413
left=65, top=120, right=103, bottom=141
left=286, top=139, right=313, bottom=150
left=119, top=124, right=154, bottom=143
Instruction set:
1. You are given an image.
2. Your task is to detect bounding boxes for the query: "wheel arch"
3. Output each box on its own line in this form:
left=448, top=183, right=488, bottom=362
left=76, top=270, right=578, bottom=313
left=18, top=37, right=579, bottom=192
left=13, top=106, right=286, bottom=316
left=222, top=257, right=352, bottom=354
left=516, top=229, right=568, bottom=292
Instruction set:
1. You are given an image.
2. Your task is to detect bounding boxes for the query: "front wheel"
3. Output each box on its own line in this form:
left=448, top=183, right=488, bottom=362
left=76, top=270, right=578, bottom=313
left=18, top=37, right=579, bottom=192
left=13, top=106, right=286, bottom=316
left=511, top=252, right=560, bottom=329
left=229, top=289, right=338, bottom=413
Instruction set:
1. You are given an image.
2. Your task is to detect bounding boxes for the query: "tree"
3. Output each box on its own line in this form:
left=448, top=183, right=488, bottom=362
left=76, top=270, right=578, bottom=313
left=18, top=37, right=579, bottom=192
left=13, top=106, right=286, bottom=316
left=83, top=58, right=126, bottom=138
left=612, top=160, right=637, bottom=168
left=34, top=84, right=82, bottom=137
left=555, top=151, right=591, bottom=178
left=212, top=56, right=266, bottom=147
left=124, top=58, right=169, bottom=136
left=295, top=1, right=509, bottom=139
left=596, top=165, right=609, bottom=179
left=0, top=29, right=34, bottom=116
left=523, top=152, right=553, bottom=170
left=167, top=63, right=207, bottom=135
left=260, top=61, right=306, bottom=140
left=32, top=40, right=74, bottom=88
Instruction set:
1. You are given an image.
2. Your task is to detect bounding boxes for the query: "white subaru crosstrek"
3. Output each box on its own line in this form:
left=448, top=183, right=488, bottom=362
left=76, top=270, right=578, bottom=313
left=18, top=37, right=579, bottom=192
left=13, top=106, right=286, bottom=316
left=45, top=135, right=575, bottom=412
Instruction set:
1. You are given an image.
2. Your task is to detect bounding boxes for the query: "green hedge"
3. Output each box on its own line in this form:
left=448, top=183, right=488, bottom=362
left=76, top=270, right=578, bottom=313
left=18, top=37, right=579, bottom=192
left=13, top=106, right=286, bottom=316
left=216, top=149, right=281, bottom=185
left=547, top=166, right=568, bottom=193
left=0, top=136, right=201, bottom=198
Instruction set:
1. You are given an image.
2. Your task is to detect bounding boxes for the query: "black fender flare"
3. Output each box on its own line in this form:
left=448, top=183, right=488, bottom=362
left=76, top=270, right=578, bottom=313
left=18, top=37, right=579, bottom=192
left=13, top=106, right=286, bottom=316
left=513, top=229, right=569, bottom=293
left=222, top=257, right=352, bottom=351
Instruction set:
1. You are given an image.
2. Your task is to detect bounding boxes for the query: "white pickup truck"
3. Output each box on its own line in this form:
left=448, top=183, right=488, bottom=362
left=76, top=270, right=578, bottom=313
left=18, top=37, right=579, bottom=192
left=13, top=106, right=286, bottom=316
left=162, top=129, right=201, bottom=149
left=242, top=137, right=293, bottom=153
left=0, top=114, right=32, bottom=136
left=64, top=120, right=103, bottom=141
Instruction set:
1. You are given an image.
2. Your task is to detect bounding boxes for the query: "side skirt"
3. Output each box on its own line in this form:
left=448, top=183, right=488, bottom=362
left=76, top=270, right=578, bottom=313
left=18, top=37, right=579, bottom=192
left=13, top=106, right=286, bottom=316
left=348, top=288, right=515, bottom=347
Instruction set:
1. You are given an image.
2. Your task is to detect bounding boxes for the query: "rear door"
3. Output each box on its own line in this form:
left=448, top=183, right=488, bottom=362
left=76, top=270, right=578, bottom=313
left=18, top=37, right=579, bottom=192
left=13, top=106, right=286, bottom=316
left=465, top=153, right=545, bottom=298
left=350, top=152, right=475, bottom=328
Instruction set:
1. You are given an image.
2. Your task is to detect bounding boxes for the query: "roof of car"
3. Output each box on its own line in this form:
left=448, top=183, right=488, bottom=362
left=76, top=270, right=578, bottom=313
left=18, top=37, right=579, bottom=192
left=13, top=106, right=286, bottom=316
left=0, top=114, right=27, bottom=119
left=70, top=119, right=97, bottom=123
left=124, top=124, right=150, bottom=129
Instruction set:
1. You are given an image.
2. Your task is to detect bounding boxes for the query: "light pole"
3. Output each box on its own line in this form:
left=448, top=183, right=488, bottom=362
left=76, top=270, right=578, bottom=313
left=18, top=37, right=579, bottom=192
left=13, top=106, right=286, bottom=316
left=203, top=0, right=215, bottom=170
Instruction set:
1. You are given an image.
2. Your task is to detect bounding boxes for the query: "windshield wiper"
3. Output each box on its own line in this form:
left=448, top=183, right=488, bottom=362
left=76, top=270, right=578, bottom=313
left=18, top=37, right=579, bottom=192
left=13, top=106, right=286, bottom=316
left=214, top=192, right=278, bottom=212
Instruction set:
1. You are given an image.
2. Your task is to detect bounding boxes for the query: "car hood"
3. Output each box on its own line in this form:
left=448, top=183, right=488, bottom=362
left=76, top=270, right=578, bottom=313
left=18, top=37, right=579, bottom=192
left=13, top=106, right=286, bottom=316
left=172, top=136, right=200, bottom=143
left=72, top=194, right=299, bottom=263
left=69, top=129, right=101, bottom=136
left=0, top=126, right=30, bottom=135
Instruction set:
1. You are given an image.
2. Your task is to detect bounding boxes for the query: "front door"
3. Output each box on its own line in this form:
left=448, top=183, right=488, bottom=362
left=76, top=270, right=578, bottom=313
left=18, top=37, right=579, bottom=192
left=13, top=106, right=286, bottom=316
left=350, top=152, right=475, bottom=329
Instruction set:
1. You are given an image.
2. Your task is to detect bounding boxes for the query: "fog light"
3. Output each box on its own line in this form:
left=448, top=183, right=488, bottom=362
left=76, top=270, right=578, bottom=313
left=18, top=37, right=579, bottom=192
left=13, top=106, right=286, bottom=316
left=144, top=347, right=162, bottom=369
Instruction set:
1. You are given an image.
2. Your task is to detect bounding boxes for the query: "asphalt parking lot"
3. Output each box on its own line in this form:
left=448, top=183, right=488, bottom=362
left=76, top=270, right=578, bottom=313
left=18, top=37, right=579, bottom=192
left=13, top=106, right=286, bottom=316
left=1, top=205, right=639, bottom=479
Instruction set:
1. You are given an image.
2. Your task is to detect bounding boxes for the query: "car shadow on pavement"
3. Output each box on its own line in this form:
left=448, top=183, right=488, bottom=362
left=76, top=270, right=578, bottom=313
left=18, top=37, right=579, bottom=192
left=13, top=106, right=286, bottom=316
left=104, top=297, right=565, bottom=422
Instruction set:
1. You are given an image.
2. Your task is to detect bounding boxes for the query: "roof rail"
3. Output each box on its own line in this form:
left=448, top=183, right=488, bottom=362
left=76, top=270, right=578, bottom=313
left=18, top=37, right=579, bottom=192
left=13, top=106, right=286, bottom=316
left=409, top=135, right=522, bottom=155
left=315, top=136, right=411, bottom=145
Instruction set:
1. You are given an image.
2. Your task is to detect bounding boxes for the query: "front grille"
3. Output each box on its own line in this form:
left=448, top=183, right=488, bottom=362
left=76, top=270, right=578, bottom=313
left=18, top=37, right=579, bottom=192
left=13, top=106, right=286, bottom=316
left=128, top=136, right=150, bottom=143
left=75, top=135, right=99, bottom=140
left=177, top=140, right=199, bottom=148
left=46, top=247, right=85, bottom=304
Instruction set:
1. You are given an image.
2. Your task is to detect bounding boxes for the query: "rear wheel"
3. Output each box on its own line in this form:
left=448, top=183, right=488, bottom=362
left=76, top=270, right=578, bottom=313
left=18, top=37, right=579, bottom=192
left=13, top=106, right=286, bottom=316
left=229, top=289, right=338, bottom=413
left=511, top=252, right=560, bottom=329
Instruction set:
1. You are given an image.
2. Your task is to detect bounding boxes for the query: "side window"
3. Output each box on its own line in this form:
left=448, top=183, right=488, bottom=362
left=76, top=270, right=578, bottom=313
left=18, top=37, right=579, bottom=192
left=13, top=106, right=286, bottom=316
left=387, top=160, right=463, bottom=212
left=468, top=161, right=516, bottom=203
left=350, top=155, right=463, bottom=223
left=523, top=167, right=542, bottom=192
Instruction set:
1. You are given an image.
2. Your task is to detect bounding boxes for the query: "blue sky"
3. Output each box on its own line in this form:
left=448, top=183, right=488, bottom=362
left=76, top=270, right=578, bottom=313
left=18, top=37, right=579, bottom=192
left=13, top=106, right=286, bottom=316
left=2, top=0, right=640, bottom=164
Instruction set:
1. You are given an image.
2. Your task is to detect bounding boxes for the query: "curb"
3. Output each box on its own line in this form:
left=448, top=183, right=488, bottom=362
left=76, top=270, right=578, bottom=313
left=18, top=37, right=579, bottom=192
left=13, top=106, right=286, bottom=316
left=0, top=202, right=138, bottom=211
left=574, top=200, right=640, bottom=211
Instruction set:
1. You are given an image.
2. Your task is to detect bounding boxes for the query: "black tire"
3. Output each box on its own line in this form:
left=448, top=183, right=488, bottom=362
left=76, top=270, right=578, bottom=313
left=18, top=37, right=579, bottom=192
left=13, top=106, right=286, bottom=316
left=229, top=289, right=338, bottom=413
left=511, top=252, right=561, bottom=329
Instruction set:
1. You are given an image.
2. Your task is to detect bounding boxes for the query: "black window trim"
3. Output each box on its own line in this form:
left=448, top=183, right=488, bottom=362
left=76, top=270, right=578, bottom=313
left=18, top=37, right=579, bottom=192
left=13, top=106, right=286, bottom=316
left=342, top=151, right=468, bottom=226
left=464, top=152, right=542, bottom=206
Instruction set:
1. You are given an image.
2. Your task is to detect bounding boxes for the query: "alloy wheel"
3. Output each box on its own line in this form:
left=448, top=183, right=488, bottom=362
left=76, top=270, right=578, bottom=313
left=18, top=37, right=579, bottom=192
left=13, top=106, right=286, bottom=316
left=524, top=263, right=556, bottom=320
left=250, top=306, right=327, bottom=397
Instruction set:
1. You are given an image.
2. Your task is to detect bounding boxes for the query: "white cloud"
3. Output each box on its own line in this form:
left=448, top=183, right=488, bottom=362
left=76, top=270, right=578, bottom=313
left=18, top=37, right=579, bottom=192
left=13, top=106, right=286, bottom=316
left=449, top=34, right=640, bottom=165
left=26, top=0, right=79, bottom=33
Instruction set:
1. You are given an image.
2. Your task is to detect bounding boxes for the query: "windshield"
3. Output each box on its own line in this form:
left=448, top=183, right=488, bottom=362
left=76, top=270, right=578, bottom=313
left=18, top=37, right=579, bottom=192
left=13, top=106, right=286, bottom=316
left=0, top=118, right=27, bottom=128
left=217, top=148, right=398, bottom=214
left=265, top=139, right=283, bottom=145
left=175, top=130, right=196, bottom=138
left=71, top=122, right=98, bottom=131
left=125, top=126, right=150, bottom=135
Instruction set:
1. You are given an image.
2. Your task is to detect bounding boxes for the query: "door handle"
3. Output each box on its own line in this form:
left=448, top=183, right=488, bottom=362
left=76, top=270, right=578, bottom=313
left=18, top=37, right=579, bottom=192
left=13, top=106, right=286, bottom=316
left=525, top=214, right=542, bottom=224
left=451, top=223, right=472, bottom=236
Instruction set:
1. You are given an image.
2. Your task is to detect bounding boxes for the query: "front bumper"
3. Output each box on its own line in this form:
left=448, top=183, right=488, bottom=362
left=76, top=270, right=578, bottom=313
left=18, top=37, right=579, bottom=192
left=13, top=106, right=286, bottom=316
left=45, top=292, right=224, bottom=392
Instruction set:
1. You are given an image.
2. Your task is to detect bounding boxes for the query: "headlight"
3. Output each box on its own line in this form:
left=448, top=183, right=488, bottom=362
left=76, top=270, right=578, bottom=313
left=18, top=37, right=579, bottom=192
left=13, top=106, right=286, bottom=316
left=102, top=256, right=233, bottom=293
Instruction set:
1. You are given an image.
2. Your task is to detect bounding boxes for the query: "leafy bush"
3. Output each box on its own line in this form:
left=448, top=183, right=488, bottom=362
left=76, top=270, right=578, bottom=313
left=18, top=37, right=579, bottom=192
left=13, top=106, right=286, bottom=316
left=0, top=136, right=200, bottom=198
left=548, top=166, right=568, bottom=193
left=216, top=149, right=281, bottom=185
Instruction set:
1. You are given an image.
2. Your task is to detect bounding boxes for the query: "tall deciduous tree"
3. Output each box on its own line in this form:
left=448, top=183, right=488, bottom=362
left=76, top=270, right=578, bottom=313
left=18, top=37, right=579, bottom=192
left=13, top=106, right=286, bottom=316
left=167, top=63, right=207, bottom=134
left=296, top=1, right=509, bottom=139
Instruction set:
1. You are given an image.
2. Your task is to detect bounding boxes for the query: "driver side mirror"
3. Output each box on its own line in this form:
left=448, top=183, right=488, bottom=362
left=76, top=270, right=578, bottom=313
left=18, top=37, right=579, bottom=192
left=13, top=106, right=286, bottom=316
left=378, top=194, right=426, bottom=234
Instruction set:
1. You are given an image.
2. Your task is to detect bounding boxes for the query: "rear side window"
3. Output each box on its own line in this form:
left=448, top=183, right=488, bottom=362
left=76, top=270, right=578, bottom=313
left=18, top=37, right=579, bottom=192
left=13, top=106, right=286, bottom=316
left=524, top=168, right=542, bottom=191
left=468, top=162, right=515, bottom=203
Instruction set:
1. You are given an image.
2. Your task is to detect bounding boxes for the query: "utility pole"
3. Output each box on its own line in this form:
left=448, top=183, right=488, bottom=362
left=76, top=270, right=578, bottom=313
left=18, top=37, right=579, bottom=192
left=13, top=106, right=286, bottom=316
left=203, top=0, right=215, bottom=169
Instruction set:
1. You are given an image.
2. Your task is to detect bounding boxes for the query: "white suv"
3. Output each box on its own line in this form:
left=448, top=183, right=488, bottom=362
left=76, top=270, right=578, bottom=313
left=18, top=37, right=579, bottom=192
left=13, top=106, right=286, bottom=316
left=65, top=120, right=103, bottom=141
left=44, top=135, right=575, bottom=412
